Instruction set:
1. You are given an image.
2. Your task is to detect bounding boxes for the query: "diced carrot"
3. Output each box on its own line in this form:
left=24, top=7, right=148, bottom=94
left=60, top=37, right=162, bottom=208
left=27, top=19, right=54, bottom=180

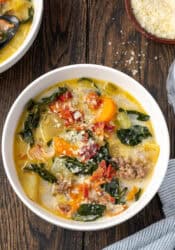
left=53, top=137, right=77, bottom=157
left=127, top=186, right=139, bottom=201
left=95, top=97, right=117, bottom=123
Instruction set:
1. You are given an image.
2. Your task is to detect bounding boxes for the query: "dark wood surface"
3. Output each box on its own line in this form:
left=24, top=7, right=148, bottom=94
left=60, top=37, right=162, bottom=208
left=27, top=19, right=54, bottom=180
left=0, top=1, right=175, bottom=249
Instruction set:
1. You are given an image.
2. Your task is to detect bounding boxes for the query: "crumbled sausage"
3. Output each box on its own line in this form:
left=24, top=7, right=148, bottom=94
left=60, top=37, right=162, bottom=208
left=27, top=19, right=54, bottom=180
left=115, top=157, right=149, bottom=179
left=52, top=174, right=72, bottom=195
left=58, top=204, right=71, bottom=213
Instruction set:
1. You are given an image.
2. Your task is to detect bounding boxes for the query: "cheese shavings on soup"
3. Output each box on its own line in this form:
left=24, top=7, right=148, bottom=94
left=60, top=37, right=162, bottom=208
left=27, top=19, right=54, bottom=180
left=14, top=78, right=159, bottom=221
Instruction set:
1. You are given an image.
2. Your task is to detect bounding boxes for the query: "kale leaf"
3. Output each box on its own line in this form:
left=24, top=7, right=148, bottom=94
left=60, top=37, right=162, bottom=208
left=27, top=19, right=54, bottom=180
left=20, top=104, right=40, bottom=145
left=117, top=125, right=152, bottom=146
left=135, top=188, right=142, bottom=201
left=20, top=87, right=68, bottom=145
left=73, top=203, right=106, bottom=221
left=61, top=156, right=97, bottom=175
left=24, top=163, right=57, bottom=183
left=93, top=142, right=118, bottom=169
left=41, top=87, right=68, bottom=105
left=119, top=108, right=150, bottom=121
left=101, top=178, right=128, bottom=204
left=62, top=142, right=118, bottom=175
left=78, top=77, right=93, bottom=82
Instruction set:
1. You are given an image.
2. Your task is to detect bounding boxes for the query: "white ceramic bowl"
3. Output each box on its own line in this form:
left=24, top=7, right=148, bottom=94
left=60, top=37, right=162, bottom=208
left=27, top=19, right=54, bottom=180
left=2, top=64, right=170, bottom=231
left=0, top=0, right=43, bottom=73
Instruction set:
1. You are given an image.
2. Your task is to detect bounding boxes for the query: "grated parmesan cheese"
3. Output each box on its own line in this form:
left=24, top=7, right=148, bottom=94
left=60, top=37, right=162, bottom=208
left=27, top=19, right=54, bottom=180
left=131, top=0, right=175, bottom=39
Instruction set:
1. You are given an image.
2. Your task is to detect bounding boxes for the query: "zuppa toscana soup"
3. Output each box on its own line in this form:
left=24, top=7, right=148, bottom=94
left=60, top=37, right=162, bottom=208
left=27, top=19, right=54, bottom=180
left=14, top=78, right=159, bottom=221
left=0, top=0, right=34, bottom=63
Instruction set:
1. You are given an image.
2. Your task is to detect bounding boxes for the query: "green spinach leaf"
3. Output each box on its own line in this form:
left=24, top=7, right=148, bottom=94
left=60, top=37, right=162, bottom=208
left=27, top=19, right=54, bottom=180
left=73, top=203, right=106, bottom=221
left=93, top=142, right=118, bottom=169
left=41, top=87, right=68, bottom=105
left=24, top=163, right=57, bottom=183
left=101, top=178, right=128, bottom=204
left=119, top=108, right=150, bottom=121
left=20, top=87, right=69, bottom=145
left=20, top=104, right=40, bottom=146
left=61, top=156, right=97, bottom=175
left=78, top=77, right=93, bottom=82
left=135, top=188, right=142, bottom=201
left=62, top=142, right=118, bottom=175
left=117, top=125, right=152, bottom=146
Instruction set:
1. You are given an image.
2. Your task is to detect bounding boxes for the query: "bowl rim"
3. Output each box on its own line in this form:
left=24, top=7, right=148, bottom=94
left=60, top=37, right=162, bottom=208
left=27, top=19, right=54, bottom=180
left=125, top=0, right=175, bottom=44
left=2, top=64, right=170, bottom=231
left=0, top=0, right=44, bottom=73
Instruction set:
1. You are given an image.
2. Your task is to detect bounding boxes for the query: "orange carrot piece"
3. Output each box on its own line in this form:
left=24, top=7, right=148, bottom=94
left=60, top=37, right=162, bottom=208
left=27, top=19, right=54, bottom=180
left=53, top=137, right=77, bottom=157
left=95, top=97, right=117, bottom=123
left=127, top=186, right=139, bottom=201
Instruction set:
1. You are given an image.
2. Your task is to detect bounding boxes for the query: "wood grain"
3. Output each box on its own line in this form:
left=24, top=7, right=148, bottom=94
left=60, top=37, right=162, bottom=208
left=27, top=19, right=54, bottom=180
left=0, top=0, right=175, bottom=249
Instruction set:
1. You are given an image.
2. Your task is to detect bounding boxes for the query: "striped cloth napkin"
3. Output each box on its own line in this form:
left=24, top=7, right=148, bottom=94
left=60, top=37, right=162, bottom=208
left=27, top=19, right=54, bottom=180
left=103, top=159, right=175, bottom=250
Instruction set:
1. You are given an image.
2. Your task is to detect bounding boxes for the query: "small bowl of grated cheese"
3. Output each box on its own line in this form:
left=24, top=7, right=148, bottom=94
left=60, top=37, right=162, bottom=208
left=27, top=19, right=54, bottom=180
left=125, top=0, right=175, bottom=44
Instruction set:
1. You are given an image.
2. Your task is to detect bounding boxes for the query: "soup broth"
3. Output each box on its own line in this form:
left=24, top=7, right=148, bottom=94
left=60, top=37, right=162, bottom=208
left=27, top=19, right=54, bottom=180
left=14, top=78, right=159, bottom=221
left=0, top=0, right=33, bottom=64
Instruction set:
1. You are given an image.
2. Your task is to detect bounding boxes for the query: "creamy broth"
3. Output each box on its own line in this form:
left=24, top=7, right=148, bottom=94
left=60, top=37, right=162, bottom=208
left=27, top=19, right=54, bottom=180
left=0, top=0, right=33, bottom=64
left=14, top=78, right=159, bottom=221
left=0, top=22, right=31, bottom=63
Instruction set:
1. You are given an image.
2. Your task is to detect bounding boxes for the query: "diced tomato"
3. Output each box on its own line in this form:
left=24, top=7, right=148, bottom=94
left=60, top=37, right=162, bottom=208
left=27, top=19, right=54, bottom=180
left=104, top=123, right=115, bottom=133
left=86, top=92, right=102, bottom=110
left=99, top=159, right=107, bottom=169
left=59, top=91, right=72, bottom=102
left=91, top=160, right=116, bottom=181
left=79, top=143, right=99, bottom=161
left=49, top=100, right=60, bottom=113
left=59, top=106, right=74, bottom=125
left=91, top=160, right=106, bottom=181
left=106, top=164, right=112, bottom=178
left=92, top=122, right=105, bottom=136
left=109, top=196, right=116, bottom=203
left=92, top=122, right=115, bottom=136
left=82, top=184, right=89, bottom=198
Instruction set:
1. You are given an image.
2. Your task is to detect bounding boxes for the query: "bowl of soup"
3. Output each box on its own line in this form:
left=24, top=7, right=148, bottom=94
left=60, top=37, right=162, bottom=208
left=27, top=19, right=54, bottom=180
left=0, top=0, right=43, bottom=73
left=2, top=64, right=170, bottom=230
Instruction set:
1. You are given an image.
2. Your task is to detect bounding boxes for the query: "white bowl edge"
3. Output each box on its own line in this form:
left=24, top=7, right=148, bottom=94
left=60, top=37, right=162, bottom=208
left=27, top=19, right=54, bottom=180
left=0, top=0, right=43, bottom=73
left=2, top=64, right=170, bottom=231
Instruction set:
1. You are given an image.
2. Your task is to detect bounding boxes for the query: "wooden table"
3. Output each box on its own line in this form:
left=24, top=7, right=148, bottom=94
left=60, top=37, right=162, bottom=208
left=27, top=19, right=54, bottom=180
left=1, top=1, right=175, bottom=249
